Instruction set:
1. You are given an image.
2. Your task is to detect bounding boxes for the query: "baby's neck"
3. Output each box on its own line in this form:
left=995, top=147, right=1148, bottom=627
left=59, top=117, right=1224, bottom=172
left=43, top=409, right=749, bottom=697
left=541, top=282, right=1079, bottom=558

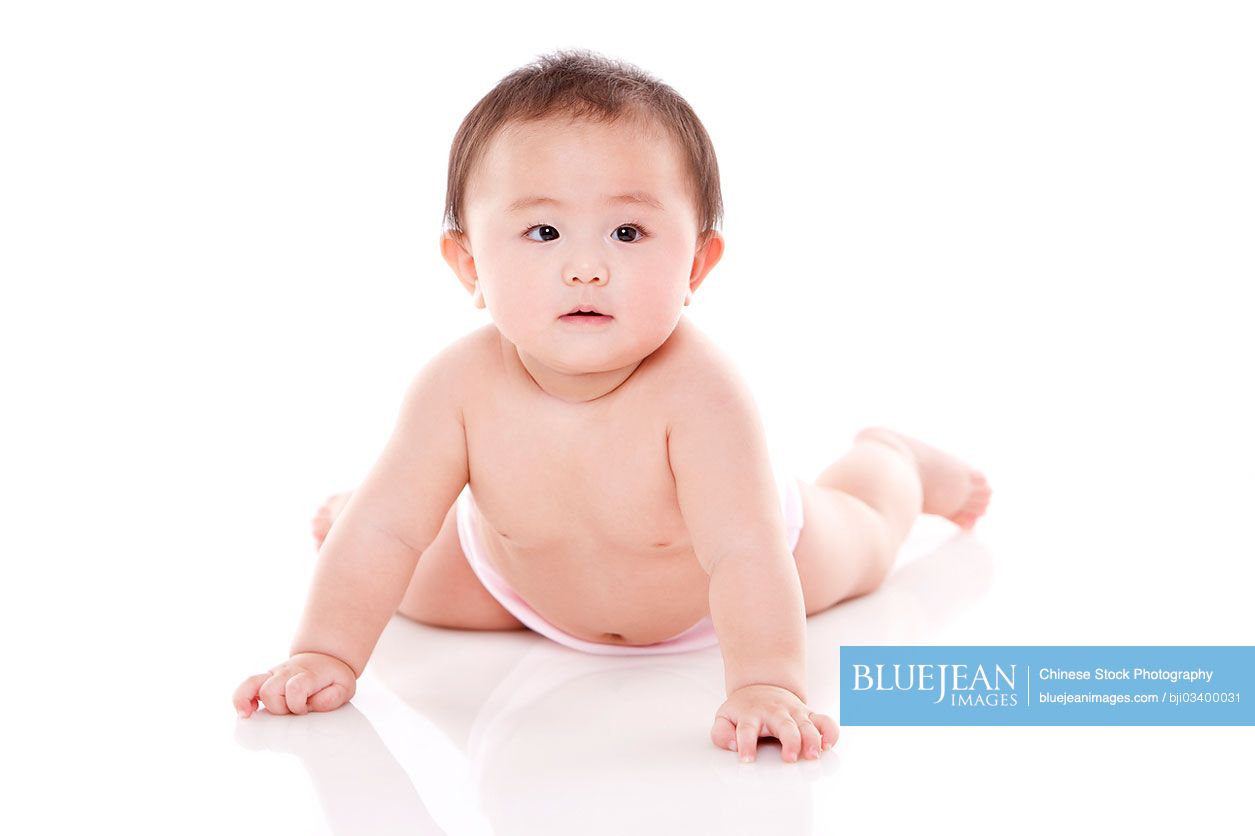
left=504, top=336, right=644, bottom=404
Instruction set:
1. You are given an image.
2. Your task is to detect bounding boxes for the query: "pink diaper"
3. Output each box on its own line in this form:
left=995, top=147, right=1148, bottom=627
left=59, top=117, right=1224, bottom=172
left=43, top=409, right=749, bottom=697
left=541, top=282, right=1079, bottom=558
left=454, top=462, right=804, bottom=656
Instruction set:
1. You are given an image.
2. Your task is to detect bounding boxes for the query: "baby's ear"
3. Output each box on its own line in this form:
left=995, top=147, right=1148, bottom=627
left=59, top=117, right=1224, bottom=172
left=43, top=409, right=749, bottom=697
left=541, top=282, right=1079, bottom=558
left=686, top=230, right=724, bottom=301
left=440, top=231, right=473, bottom=272
left=440, top=231, right=481, bottom=303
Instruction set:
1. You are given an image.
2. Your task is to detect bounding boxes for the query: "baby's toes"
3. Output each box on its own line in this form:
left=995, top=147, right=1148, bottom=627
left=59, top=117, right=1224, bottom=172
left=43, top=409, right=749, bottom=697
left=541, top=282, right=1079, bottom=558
left=310, top=507, right=330, bottom=531
left=949, top=482, right=993, bottom=529
left=311, top=517, right=330, bottom=544
left=310, top=491, right=354, bottom=546
left=968, top=474, right=992, bottom=512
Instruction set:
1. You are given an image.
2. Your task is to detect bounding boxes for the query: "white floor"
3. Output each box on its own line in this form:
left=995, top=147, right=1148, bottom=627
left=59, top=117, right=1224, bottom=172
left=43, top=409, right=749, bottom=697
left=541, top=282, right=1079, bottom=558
left=5, top=3, right=1253, bottom=834
left=211, top=480, right=1253, bottom=836
left=226, top=517, right=1255, bottom=836
left=16, top=443, right=1253, bottom=835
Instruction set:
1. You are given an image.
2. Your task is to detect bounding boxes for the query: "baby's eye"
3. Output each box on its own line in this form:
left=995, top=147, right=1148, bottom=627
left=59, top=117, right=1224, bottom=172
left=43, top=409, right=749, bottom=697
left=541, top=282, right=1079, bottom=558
left=524, top=224, right=560, bottom=242
left=613, top=225, right=647, bottom=243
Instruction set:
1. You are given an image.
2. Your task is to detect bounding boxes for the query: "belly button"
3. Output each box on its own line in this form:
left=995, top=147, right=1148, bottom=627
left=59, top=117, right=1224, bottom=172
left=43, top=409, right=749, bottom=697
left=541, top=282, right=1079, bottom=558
left=603, top=632, right=625, bottom=641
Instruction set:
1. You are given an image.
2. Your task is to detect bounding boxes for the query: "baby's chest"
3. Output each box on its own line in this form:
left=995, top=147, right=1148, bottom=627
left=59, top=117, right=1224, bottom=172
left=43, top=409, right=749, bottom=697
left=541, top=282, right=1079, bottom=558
left=465, top=411, right=688, bottom=553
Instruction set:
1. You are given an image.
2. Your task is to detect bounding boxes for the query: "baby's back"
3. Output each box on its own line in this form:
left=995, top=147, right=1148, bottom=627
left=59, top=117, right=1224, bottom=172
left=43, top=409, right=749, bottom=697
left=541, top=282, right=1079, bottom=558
left=455, top=316, right=720, bottom=644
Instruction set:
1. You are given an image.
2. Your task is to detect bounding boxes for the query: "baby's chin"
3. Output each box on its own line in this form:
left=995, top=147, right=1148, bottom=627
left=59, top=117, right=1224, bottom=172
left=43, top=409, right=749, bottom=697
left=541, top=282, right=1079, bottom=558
left=545, top=349, right=648, bottom=376
left=503, top=314, right=680, bottom=363
left=542, top=338, right=657, bottom=373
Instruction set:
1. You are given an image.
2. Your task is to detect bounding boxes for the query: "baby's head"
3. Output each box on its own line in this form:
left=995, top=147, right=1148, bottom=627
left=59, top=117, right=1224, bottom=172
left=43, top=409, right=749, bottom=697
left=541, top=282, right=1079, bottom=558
left=440, top=49, right=725, bottom=374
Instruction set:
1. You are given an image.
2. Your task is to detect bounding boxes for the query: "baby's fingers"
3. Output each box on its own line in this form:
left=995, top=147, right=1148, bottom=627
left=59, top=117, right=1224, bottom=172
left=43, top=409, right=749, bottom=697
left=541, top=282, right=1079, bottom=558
left=285, top=671, right=314, bottom=715
left=256, top=672, right=292, bottom=716
left=286, top=671, right=351, bottom=714
left=711, top=715, right=737, bottom=752
left=793, top=712, right=823, bottom=760
left=233, top=673, right=269, bottom=719
left=810, top=712, right=840, bottom=751
left=766, top=714, right=803, bottom=762
left=734, top=718, right=763, bottom=763
left=307, top=681, right=352, bottom=712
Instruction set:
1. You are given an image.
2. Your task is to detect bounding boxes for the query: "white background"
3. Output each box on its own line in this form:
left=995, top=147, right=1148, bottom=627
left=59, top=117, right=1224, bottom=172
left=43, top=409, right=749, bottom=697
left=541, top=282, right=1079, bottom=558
left=3, top=1, right=1252, bottom=833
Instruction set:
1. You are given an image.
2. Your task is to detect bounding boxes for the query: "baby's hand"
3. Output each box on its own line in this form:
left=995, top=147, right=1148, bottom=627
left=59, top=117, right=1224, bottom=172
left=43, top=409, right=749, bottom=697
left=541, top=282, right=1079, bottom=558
left=711, top=684, right=839, bottom=763
left=233, top=652, right=357, bottom=719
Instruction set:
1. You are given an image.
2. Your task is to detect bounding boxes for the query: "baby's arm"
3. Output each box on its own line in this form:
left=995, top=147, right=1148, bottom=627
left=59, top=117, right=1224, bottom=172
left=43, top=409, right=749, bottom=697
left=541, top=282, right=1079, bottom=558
left=234, top=345, right=470, bottom=718
left=667, top=364, right=839, bottom=762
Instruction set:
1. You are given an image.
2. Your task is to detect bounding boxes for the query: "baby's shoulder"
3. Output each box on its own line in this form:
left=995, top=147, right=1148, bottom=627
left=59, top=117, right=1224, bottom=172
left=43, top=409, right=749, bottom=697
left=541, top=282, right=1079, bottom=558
left=459, top=322, right=505, bottom=370
left=649, top=318, right=754, bottom=407
left=409, top=324, right=500, bottom=403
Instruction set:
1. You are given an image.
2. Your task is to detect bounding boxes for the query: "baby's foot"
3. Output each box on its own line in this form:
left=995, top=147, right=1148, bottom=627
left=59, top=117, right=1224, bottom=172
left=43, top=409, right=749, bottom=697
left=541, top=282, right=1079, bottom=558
left=311, top=491, right=353, bottom=549
left=854, top=427, right=992, bottom=530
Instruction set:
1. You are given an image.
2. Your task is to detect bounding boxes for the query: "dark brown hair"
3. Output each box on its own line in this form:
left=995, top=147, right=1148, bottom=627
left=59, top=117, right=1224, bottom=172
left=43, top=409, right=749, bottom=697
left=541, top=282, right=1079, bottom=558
left=443, top=48, right=723, bottom=244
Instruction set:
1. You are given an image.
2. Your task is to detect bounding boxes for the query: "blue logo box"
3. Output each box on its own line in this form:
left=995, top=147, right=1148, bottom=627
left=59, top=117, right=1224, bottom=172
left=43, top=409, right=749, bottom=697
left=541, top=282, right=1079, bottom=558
left=839, top=646, right=1255, bottom=725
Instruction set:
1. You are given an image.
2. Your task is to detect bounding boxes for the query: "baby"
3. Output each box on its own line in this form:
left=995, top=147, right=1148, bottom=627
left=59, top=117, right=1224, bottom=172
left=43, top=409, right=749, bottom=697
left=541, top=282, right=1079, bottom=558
left=233, top=49, right=991, bottom=763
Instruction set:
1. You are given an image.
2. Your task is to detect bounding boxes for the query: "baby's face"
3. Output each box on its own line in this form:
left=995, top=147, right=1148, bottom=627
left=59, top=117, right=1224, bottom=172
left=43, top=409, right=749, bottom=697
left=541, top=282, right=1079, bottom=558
left=448, top=115, right=715, bottom=375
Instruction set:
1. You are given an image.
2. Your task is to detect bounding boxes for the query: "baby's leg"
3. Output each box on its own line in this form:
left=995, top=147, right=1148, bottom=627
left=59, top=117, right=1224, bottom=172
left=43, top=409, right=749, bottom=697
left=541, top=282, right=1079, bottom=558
left=311, top=491, right=352, bottom=547
left=311, top=491, right=527, bottom=631
left=791, top=427, right=991, bottom=613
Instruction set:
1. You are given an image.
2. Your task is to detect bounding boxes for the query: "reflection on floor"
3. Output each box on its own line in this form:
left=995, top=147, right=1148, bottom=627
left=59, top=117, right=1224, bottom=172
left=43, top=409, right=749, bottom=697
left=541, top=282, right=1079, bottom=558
left=232, top=519, right=994, bottom=834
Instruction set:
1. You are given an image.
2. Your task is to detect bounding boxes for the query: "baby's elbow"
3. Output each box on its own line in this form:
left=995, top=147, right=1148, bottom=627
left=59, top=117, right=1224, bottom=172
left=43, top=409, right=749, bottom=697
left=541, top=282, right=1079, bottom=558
left=701, top=547, right=760, bottom=578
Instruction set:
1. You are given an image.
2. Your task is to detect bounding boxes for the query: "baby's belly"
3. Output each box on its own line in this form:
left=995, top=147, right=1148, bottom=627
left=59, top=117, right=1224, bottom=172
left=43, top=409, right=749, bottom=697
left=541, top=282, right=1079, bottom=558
left=475, top=511, right=710, bottom=645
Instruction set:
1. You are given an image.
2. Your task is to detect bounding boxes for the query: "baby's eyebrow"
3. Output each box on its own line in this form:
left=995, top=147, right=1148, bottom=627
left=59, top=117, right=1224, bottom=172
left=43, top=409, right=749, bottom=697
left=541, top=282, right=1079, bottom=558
left=507, top=192, right=665, bottom=212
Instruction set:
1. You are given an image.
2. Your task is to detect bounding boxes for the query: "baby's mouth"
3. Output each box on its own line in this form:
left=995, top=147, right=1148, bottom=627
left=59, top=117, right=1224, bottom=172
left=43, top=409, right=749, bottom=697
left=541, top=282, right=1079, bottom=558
left=559, top=307, right=613, bottom=324
left=560, top=306, right=611, bottom=319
